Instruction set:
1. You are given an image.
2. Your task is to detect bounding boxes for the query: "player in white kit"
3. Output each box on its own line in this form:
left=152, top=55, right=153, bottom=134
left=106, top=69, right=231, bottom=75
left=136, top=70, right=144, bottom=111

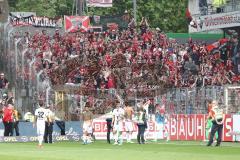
left=33, top=100, right=49, bottom=148
left=112, top=101, right=125, bottom=145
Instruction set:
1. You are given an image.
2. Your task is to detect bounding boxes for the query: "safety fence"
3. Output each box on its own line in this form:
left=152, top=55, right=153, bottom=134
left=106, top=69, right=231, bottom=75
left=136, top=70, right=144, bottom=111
left=1, top=25, right=240, bottom=121
left=46, top=85, right=237, bottom=121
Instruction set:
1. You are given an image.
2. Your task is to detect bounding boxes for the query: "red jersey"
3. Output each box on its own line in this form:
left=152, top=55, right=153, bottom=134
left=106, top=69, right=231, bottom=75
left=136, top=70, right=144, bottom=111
left=2, top=106, right=13, bottom=123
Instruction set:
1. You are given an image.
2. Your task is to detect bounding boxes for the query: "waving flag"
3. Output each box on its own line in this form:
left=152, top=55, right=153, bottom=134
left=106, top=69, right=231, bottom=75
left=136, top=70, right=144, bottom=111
left=206, top=38, right=228, bottom=52
left=64, top=16, right=90, bottom=32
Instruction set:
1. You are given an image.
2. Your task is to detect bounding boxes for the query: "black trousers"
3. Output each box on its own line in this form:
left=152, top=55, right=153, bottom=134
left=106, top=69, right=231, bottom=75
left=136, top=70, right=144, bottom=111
left=208, top=121, right=223, bottom=146
left=44, top=122, right=53, bottom=143
left=137, top=124, right=146, bottom=144
left=3, top=121, right=13, bottom=136
left=106, top=121, right=112, bottom=144
left=56, top=120, right=65, bottom=135
left=12, top=121, right=20, bottom=136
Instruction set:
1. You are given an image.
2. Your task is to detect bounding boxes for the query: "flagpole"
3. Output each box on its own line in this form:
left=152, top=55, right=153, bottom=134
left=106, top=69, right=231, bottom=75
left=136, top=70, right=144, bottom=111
left=133, top=0, right=137, bottom=21
left=79, top=0, right=84, bottom=15
left=76, top=0, right=78, bottom=15
left=72, top=0, right=75, bottom=15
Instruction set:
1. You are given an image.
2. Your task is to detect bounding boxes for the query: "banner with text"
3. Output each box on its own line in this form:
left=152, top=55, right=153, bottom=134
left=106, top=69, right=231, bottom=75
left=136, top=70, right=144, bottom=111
left=169, top=114, right=240, bottom=142
left=1, top=115, right=240, bottom=142
left=86, top=0, right=113, bottom=7
left=9, top=13, right=62, bottom=28
left=92, top=114, right=168, bottom=140
left=189, top=11, right=240, bottom=33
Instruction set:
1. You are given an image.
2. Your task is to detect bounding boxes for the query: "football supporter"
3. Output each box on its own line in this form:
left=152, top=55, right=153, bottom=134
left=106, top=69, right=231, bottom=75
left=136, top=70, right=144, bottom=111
left=0, top=73, right=9, bottom=89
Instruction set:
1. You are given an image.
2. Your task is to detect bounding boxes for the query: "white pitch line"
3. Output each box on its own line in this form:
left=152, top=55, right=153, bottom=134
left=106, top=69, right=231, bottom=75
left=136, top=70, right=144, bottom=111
left=154, top=141, right=240, bottom=147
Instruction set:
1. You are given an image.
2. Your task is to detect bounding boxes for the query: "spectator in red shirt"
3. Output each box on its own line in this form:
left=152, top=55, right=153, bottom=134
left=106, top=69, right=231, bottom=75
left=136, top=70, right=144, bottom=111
left=2, top=97, right=14, bottom=136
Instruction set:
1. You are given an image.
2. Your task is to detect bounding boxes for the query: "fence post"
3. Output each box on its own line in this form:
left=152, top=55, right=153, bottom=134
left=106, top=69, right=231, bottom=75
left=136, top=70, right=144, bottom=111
left=21, top=48, right=28, bottom=81
left=36, top=70, right=43, bottom=93
left=29, top=58, right=36, bottom=87
left=14, top=38, right=21, bottom=107
left=46, top=86, right=51, bottom=107
left=224, top=86, right=229, bottom=113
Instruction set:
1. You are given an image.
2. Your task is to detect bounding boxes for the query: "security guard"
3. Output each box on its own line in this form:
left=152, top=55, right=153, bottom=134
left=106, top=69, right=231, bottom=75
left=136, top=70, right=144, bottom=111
left=105, top=105, right=114, bottom=144
left=207, top=100, right=225, bottom=147
left=44, top=106, right=55, bottom=143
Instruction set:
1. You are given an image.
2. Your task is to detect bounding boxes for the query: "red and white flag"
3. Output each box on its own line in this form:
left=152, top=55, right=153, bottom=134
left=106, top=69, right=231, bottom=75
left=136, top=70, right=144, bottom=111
left=206, top=38, right=228, bottom=52
left=86, top=0, right=113, bottom=7
left=64, top=15, right=90, bottom=32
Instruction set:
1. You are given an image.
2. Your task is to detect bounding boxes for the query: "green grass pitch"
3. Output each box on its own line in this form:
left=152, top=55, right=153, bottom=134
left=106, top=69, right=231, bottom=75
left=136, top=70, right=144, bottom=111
left=0, top=141, right=240, bottom=160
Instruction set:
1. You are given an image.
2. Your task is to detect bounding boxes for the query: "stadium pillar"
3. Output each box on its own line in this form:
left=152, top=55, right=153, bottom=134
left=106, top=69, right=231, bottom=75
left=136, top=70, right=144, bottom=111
left=133, top=0, right=137, bottom=21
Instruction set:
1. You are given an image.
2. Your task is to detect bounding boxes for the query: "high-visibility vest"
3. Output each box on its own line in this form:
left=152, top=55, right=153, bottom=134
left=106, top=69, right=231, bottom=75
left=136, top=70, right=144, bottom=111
left=137, top=112, right=145, bottom=124
left=213, top=0, right=227, bottom=7
left=212, top=107, right=223, bottom=120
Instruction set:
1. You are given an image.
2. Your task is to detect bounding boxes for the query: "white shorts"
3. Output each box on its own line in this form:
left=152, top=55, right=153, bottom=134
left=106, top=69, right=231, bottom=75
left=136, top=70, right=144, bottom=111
left=83, top=121, right=92, bottom=133
left=113, top=121, right=123, bottom=132
left=37, top=122, right=45, bottom=136
left=125, top=120, right=134, bottom=132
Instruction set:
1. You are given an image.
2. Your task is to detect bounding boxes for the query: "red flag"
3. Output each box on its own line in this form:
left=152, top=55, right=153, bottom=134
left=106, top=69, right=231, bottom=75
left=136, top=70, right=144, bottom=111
left=206, top=38, right=228, bottom=52
left=64, top=16, right=90, bottom=32
left=185, top=8, right=192, bottom=22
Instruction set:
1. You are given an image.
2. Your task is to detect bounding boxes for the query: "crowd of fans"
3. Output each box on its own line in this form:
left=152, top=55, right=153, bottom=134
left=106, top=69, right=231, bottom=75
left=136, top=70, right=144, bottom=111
left=21, top=18, right=240, bottom=95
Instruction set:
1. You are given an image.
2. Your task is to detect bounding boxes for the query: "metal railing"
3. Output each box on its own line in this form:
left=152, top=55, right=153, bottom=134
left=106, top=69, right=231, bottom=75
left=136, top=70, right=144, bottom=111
left=44, top=85, right=229, bottom=120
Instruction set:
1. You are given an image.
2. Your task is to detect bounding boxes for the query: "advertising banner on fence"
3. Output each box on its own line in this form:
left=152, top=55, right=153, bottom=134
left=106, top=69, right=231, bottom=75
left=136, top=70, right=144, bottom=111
left=0, top=121, right=82, bottom=137
left=86, top=0, right=113, bottom=7
left=93, top=114, right=240, bottom=142
left=168, top=114, right=240, bottom=142
left=92, top=114, right=167, bottom=140
left=64, top=15, right=90, bottom=32
left=0, top=135, right=81, bottom=143
left=1, top=115, right=240, bottom=142
left=189, top=11, right=240, bottom=33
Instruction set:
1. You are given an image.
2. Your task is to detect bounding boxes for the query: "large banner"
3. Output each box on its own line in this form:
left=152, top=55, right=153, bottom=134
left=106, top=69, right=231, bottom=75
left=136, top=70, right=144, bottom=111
left=64, top=16, right=90, bottom=32
left=189, top=11, right=240, bottom=33
left=86, top=0, right=113, bottom=7
left=9, top=13, right=62, bottom=28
